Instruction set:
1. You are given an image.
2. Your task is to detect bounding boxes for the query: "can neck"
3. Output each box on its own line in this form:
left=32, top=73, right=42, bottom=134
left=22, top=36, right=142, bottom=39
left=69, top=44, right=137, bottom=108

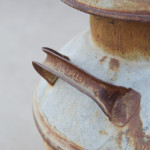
left=90, top=15, right=150, bottom=60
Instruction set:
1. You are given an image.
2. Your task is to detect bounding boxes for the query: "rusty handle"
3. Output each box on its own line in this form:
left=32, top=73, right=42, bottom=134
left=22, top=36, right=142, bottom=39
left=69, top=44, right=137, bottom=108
left=33, top=47, right=141, bottom=127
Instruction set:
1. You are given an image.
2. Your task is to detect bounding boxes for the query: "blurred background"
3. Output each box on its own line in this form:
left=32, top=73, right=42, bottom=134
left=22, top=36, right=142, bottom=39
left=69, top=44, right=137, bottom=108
left=0, top=0, right=88, bottom=149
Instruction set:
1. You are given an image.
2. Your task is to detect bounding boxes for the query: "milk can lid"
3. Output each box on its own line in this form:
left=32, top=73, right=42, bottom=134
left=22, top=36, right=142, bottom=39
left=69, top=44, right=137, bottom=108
left=62, top=0, right=150, bottom=22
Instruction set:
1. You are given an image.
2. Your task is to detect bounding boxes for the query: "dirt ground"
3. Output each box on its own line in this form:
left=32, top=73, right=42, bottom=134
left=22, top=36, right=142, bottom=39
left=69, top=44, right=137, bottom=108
left=0, top=0, right=88, bottom=149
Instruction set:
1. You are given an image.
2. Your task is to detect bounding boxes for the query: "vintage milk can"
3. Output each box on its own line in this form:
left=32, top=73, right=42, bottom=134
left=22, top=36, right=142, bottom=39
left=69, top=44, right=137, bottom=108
left=32, top=0, right=150, bottom=149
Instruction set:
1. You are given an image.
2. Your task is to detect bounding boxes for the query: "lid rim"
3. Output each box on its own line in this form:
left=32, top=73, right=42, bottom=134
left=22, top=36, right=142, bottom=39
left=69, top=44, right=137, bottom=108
left=61, top=0, right=150, bottom=22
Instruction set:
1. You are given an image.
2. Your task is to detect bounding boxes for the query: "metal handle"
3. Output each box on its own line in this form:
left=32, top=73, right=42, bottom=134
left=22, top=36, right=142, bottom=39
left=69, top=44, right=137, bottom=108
left=33, top=47, right=141, bottom=127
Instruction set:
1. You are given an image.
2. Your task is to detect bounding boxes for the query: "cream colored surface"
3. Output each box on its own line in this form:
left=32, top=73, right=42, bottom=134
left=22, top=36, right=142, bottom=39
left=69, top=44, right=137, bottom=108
left=0, top=0, right=88, bottom=149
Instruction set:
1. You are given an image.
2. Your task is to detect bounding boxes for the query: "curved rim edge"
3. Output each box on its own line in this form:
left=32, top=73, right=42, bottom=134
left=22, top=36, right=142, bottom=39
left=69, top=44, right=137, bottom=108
left=61, top=0, right=150, bottom=22
left=33, top=94, right=83, bottom=150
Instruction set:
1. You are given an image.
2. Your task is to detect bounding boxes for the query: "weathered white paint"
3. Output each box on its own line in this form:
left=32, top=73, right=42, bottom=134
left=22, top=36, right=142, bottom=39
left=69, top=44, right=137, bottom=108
left=33, top=30, right=150, bottom=150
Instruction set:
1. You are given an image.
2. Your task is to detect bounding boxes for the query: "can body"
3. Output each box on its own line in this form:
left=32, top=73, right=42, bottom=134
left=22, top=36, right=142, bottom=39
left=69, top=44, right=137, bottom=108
left=33, top=30, right=150, bottom=150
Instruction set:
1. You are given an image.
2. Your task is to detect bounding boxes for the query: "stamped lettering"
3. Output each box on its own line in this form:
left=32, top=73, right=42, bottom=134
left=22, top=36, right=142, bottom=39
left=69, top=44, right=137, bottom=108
left=54, top=61, right=82, bottom=83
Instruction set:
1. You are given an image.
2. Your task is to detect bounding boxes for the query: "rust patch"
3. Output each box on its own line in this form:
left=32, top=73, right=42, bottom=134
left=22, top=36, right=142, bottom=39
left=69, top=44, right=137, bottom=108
left=110, top=89, right=141, bottom=127
left=100, top=56, right=107, bottom=64
left=127, top=106, right=150, bottom=150
left=90, top=15, right=150, bottom=60
left=95, top=111, right=99, bottom=118
left=116, top=132, right=123, bottom=150
left=46, top=84, right=53, bottom=91
left=99, top=130, right=108, bottom=136
left=108, top=58, right=120, bottom=81
left=115, top=105, right=150, bottom=150
left=43, top=139, right=61, bottom=150
left=110, top=74, right=117, bottom=81
left=33, top=96, right=83, bottom=150
left=109, top=58, right=120, bottom=72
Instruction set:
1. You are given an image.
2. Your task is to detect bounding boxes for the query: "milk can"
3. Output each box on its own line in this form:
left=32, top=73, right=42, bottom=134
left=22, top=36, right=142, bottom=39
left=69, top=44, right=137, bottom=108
left=32, top=0, right=150, bottom=149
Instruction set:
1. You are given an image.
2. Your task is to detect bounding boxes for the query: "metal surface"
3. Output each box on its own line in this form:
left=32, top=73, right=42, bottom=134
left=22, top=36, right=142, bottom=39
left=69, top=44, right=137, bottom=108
left=90, top=15, right=150, bottom=60
left=32, top=1, right=150, bottom=148
left=33, top=48, right=70, bottom=85
left=33, top=47, right=141, bottom=127
left=33, top=93, right=83, bottom=150
left=33, top=30, right=150, bottom=150
left=62, top=0, right=150, bottom=22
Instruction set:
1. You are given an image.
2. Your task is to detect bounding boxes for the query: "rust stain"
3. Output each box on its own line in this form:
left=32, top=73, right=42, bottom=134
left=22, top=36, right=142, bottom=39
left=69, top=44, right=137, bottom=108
left=109, top=58, right=120, bottom=72
left=100, top=56, right=107, bottom=64
left=115, top=105, right=150, bottom=150
left=43, top=139, right=62, bottom=150
left=116, top=132, right=123, bottom=150
left=110, top=74, right=117, bottom=81
left=95, top=111, right=99, bottom=118
left=46, top=84, right=53, bottom=91
left=99, top=130, right=108, bottom=136
left=108, top=58, right=120, bottom=81
left=90, top=15, right=150, bottom=60
left=33, top=96, right=83, bottom=150
left=127, top=106, right=150, bottom=150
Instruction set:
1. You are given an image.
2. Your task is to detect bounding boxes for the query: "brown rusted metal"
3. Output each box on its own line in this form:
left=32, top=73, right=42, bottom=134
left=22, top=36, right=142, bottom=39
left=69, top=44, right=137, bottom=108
left=43, top=140, right=56, bottom=150
left=33, top=95, right=83, bottom=150
left=126, top=106, right=150, bottom=150
left=32, top=64, right=58, bottom=85
left=90, top=15, right=150, bottom=60
left=43, top=47, right=70, bottom=61
left=99, top=56, right=107, bottom=64
left=109, top=58, right=120, bottom=72
left=32, top=48, right=70, bottom=85
left=115, top=105, right=150, bottom=150
left=62, top=0, right=150, bottom=22
left=32, top=48, right=141, bottom=127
